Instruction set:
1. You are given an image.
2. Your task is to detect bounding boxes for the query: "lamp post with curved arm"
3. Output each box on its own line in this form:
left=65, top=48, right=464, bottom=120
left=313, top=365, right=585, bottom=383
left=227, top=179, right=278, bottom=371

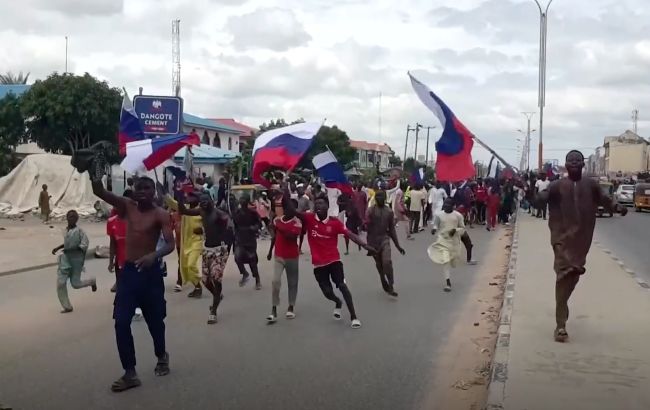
left=534, top=0, right=554, bottom=171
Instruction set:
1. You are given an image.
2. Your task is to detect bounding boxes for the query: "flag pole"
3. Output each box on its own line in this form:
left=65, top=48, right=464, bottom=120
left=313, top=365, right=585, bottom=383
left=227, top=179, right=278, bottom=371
left=472, top=135, right=518, bottom=172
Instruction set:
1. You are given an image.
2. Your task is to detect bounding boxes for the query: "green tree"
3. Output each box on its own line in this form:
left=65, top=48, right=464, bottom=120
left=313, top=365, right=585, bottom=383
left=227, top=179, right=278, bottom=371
left=0, top=71, right=30, bottom=85
left=0, top=93, right=26, bottom=174
left=21, top=73, right=122, bottom=155
left=402, top=157, right=417, bottom=174
left=301, top=125, right=356, bottom=169
left=388, top=153, right=402, bottom=167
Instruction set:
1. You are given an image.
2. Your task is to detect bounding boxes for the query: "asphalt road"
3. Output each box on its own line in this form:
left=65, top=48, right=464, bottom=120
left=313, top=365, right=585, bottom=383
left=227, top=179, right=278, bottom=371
left=0, top=226, right=499, bottom=410
left=593, top=208, right=650, bottom=284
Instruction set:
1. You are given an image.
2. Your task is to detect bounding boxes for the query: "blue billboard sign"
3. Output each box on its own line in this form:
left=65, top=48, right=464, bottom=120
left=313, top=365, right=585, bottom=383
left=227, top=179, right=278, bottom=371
left=133, top=95, right=183, bottom=136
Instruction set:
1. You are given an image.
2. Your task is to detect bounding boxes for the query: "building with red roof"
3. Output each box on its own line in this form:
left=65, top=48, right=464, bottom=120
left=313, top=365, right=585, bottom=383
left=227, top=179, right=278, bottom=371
left=349, top=140, right=394, bottom=170
left=211, top=118, right=257, bottom=141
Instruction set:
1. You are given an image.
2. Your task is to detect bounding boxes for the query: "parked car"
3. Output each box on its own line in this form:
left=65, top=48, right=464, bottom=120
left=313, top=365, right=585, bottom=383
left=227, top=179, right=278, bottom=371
left=615, top=184, right=635, bottom=206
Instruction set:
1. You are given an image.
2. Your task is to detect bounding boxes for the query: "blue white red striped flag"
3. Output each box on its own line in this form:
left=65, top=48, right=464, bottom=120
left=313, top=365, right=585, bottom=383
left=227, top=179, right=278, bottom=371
left=312, top=150, right=353, bottom=194
left=118, top=92, right=145, bottom=156
left=252, top=122, right=321, bottom=187
left=408, top=72, right=475, bottom=182
left=121, top=132, right=200, bottom=174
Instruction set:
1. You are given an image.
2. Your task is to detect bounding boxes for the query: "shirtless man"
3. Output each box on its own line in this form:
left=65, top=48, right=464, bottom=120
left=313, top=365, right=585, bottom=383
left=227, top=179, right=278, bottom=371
left=178, top=192, right=233, bottom=324
left=91, top=176, right=175, bottom=392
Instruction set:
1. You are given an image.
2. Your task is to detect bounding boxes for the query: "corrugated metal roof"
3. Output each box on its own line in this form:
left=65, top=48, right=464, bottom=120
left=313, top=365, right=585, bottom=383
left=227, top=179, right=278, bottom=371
left=0, top=84, right=30, bottom=99
left=183, top=113, right=241, bottom=134
left=174, top=144, right=241, bottom=164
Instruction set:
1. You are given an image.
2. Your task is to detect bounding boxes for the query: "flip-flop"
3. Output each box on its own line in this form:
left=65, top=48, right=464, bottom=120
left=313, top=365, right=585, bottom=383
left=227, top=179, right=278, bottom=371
left=111, top=375, right=141, bottom=392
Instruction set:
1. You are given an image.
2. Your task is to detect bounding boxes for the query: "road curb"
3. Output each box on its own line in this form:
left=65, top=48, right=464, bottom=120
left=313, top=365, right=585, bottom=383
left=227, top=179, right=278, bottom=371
left=593, top=240, right=650, bottom=291
left=485, top=212, right=520, bottom=410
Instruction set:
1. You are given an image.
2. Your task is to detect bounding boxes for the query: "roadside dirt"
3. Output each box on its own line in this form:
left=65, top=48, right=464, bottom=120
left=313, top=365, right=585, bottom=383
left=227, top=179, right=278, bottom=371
left=421, top=226, right=512, bottom=410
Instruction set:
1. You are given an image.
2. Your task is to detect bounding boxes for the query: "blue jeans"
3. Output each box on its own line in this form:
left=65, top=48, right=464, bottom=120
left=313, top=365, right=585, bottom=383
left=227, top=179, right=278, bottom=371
left=113, top=262, right=166, bottom=370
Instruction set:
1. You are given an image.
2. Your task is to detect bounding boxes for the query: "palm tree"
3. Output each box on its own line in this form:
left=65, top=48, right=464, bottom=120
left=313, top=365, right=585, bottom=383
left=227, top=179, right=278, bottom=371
left=0, top=71, right=30, bottom=85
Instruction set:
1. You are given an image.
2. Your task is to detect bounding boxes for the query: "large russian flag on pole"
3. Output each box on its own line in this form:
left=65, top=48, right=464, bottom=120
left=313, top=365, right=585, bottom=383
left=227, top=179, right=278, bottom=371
left=118, top=92, right=145, bottom=156
left=252, top=122, right=321, bottom=187
left=312, top=150, right=353, bottom=194
left=120, top=133, right=200, bottom=174
left=408, top=72, right=475, bottom=182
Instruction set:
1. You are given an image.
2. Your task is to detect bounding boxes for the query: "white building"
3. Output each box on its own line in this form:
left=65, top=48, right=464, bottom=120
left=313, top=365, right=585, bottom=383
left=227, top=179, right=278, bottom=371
left=183, top=113, right=242, bottom=152
left=349, top=140, right=393, bottom=171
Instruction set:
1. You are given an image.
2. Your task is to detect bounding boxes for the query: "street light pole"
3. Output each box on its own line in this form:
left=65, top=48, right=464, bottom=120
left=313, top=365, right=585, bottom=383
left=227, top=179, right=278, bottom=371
left=522, top=112, right=535, bottom=170
left=534, top=0, right=553, bottom=171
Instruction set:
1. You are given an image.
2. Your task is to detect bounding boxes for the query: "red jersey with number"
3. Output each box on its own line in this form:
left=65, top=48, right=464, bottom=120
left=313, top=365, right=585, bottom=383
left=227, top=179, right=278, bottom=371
left=303, top=213, right=348, bottom=267
left=273, top=216, right=302, bottom=259
left=106, top=215, right=127, bottom=269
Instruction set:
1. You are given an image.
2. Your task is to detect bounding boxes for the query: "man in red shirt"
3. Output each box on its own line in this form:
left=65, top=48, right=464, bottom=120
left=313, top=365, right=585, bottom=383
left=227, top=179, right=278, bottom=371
left=284, top=185, right=375, bottom=329
left=266, top=199, right=303, bottom=323
left=107, top=210, right=127, bottom=292
left=475, top=179, right=488, bottom=225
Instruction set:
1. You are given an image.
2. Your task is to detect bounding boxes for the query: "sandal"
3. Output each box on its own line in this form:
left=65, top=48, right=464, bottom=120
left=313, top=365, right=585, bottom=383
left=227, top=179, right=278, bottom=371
left=111, top=375, right=141, bottom=392
left=554, top=328, right=569, bottom=343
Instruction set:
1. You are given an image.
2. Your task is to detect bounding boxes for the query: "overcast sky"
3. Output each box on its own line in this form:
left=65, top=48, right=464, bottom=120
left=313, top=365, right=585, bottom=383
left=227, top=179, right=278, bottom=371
left=2, top=0, right=650, bottom=166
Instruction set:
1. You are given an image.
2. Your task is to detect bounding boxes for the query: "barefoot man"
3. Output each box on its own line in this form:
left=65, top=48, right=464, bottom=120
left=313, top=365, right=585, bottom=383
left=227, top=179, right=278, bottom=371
left=547, top=150, right=626, bottom=342
left=91, top=175, right=175, bottom=392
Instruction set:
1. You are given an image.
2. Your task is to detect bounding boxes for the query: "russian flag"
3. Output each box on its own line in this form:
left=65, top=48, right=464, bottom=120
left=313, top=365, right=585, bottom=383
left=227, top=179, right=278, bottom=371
left=118, top=93, right=145, bottom=156
left=408, top=72, right=475, bottom=182
left=411, top=167, right=425, bottom=184
left=252, top=122, right=321, bottom=187
left=120, top=132, right=200, bottom=174
left=312, top=150, right=353, bottom=194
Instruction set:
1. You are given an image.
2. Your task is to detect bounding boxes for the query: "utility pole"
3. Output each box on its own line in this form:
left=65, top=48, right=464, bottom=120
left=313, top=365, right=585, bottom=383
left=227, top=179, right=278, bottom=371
left=172, top=19, right=181, bottom=97
left=632, top=109, right=639, bottom=134
left=403, top=125, right=415, bottom=167
left=414, top=123, right=422, bottom=162
left=534, top=0, right=554, bottom=170
left=425, top=126, right=436, bottom=167
left=65, top=36, right=68, bottom=73
left=378, top=91, right=382, bottom=142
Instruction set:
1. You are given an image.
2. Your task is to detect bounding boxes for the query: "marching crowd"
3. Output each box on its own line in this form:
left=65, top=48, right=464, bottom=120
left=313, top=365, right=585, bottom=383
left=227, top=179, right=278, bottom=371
left=50, top=165, right=550, bottom=392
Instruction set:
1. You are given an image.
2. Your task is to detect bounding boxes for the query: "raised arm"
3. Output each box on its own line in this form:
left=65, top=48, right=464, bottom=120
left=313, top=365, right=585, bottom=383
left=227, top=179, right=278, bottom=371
left=176, top=193, right=201, bottom=216
left=92, top=179, right=128, bottom=216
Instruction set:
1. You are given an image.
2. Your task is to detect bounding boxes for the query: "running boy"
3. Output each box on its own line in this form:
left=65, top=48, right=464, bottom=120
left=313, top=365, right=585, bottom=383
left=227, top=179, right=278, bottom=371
left=52, top=210, right=97, bottom=312
left=284, top=185, right=375, bottom=329
left=266, top=199, right=302, bottom=323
